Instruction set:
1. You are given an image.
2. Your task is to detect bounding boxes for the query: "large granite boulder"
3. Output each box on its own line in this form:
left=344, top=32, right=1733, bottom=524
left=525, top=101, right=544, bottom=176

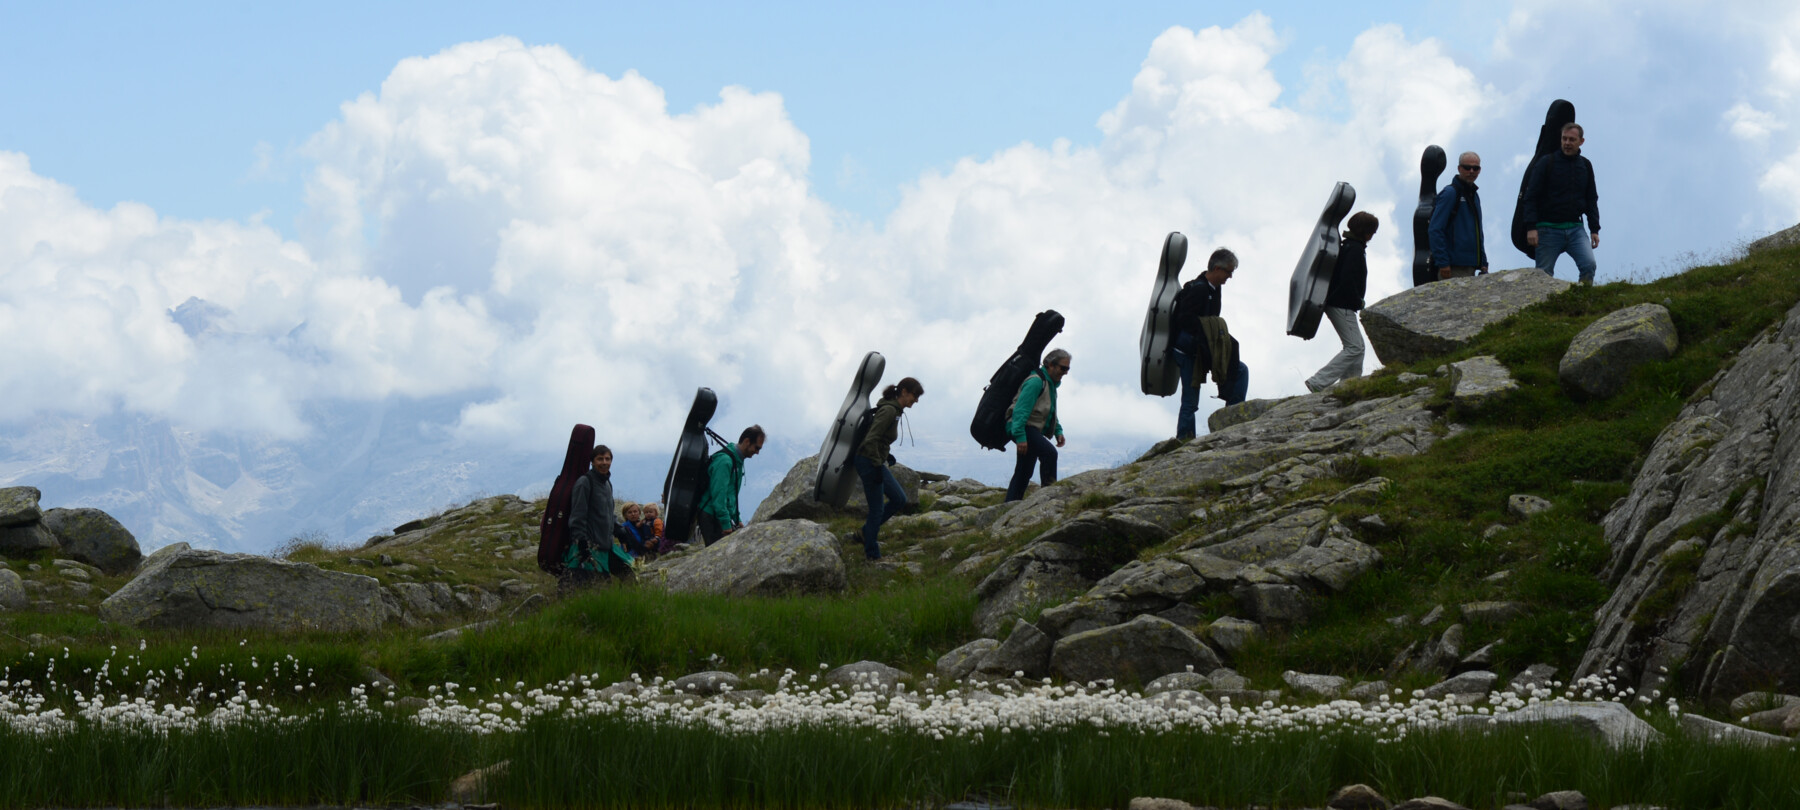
left=1361, top=269, right=1573, bottom=365
left=0, top=523, right=57, bottom=555
left=648, top=519, right=846, bottom=597
left=1445, top=701, right=1661, bottom=750
left=0, top=569, right=26, bottom=610
left=972, top=541, right=1098, bottom=636
left=1558, top=303, right=1678, bottom=400
left=42, top=508, right=141, bottom=574
left=976, top=619, right=1054, bottom=679
left=936, top=638, right=1000, bottom=681
left=0, top=487, right=42, bottom=527
left=1579, top=298, right=1800, bottom=700
left=1747, top=220, right=1800, bottom=256
left=751, top=454, right=922, bottom=522
left=99, top=549, right=398, bottom=632
left=1050, top=614, right=1223, bottom=685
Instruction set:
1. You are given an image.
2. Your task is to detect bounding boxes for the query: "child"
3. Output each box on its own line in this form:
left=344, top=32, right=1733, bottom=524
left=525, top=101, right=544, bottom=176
left=642, top=503, right=669, bottom=553
left=617, top=502, right=650, bottom=556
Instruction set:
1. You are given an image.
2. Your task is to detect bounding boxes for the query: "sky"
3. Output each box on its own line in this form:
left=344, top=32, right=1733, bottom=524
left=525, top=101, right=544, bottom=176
left=5, top=1, right=1800, bottom=536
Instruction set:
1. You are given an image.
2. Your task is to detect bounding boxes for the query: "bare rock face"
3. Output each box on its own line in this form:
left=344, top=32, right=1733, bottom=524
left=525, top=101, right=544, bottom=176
left=1448, top=356, right=1518, bottom=406
left=750, top=454, right=921, bottom=523
left=99, top=549, right=398, bottom=632
left=1747, top=220, right=1800, bottom=255
left=1049, top=614, right=1222, bottom=685
left=1361, top=269, right=1572, bottom=365
left=0, top=487, right=42, bottom=527
left=1445, top=701, right=1661, bottom=750
left=1579, top=298, right=1800, bottom=700
left=0, top=569, right=27, bottom=610
left=972, top=541, right=1097, bottom=637
left=1558, top=303, right=1679, bottom=401
left=42, top=508, right=142, bottom=574
left=646, top=519, right=846, bottom=597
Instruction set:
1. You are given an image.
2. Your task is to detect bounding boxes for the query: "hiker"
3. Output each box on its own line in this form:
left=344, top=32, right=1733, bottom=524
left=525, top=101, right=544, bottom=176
left=855, top=377, right=924, bottom=560
left=617, top=502, right=650, bottom=557
left=697, top=425, right=765, bottom=545
left=1428, top=152, right=1488, bottom=279
left=1170, top=248, right=1249, bottom=439
left=1522, top=123, right=1601, bottom=285
left=566, top=445, right=632, bottom=582
left=640, top=503, right=668, bottom=553
left=1005, top=349, right=1069, bottom=502
left=1306, top=213, right=1378, bottom=393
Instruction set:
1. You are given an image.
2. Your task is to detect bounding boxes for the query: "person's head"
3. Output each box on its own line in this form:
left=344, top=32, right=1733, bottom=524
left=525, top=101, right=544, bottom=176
left=1560, top=122, right=1585, bottom=155
left=1457, top=151, right=1482, bottom=182
left=1345, top=211, right=1379, bottom=243
left=1043, top=348, right=1072, bottom=382
left=591, top=445, right=613, bottom=474
left=621, top=502, right=641, bottom=521
left=644, top=503, right=661, bottom=520
left=883, top=377, right=925, bottom=409
left=1203, top=247, right=1238, bottom=286
left=738, top=425, right=766, bottom=459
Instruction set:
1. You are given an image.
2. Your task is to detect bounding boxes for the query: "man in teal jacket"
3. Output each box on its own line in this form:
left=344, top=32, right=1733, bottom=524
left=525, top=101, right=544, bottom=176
left=698, top=425, right=765, bottom=545
left=1005, top=348, right=1069, bottom=502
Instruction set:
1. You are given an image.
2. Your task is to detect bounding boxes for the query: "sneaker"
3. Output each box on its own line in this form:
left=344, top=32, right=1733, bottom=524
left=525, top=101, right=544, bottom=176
left=1304, top=379, right=1326, bottom=393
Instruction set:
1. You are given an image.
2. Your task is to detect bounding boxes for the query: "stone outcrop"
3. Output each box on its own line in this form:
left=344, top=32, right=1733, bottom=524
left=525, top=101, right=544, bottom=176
left=1444, top=701, right=1661, bottom=749
left=1049, top=614, right=1222, bottom=685
left=1448, top=356, right=1518, bottom=406
left=972, top=541, right=1097, bottom=636
left=0, top=487, right=42, bottom=527
left=1558, top=303, right=1679, bottom=400
left=0, top=569, right=26, bottom=610
left=1360, top=269, right=1572, bottom=365
left=99, top=548, right=397, bottom=632
left=1579, top=299, right=1800, bottom=700
left=750, top=454, right=922, bottom=523
left=41, top=508, right=141, bottom=574
left=646, top=519, right=846, bottom=597
left=1747, top=220, right=1800, bottom=256
left=0, top=522, right=56, bottom=555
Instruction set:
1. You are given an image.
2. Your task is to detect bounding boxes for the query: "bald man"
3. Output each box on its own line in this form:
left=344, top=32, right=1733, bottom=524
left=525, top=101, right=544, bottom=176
left=1428, top=151, right=1489, bottom=279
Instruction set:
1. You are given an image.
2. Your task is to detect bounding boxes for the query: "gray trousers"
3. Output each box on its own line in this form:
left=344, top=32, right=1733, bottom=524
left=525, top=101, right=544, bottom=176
left=1306, top=306, right=1365, bottom=391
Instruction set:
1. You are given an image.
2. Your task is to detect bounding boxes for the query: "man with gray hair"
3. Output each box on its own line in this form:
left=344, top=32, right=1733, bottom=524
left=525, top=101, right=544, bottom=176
left=1004, top=347, right=1069, bottom=502
left=1170, top=247, right=1249, bottom=440
left=1428, top=151, right=1488, bottom=279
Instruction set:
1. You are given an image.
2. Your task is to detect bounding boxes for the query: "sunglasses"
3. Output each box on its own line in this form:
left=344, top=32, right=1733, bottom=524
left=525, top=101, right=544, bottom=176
left=1458, top=164, right=1482, bottom=172
left=1050, top=363, right=1071, bottom=371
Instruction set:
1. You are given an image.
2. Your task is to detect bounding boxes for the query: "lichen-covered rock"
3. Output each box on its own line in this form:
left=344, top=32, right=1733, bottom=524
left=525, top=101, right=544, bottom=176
left=1049, top=614, right=1222, bottom=685
left=825, top=661, right=908, bottom=691
left=749, top=454, right=922, bottom=523
left=1747, top=220, right=1800, bottom=255
left=41, top=508, right=141, bottom=574
left=1444, top=701, right=1661, bottom=749
left=1207, top=398, right=1280, bottom=433
left=972, top=542, right=1096, bottom=636
left=1144, top=671, right=1212, bottom=695
left=1448, top=355, right=1518, bottom=406
left=936, top=638, right=998, bottom=681
left=1420, top=670, right=1497, bottom=699
left=976, top=620, right=1054, bottom=679
left=648, top=519, right=845, bottom=597
left=0, top=523, right=56, bottom=555
left=0, top=487, right=42, bottom=527
left=1559, top=303, right=1678, bottom=400
left=1579, top=299, right=1800, bottom=700
left=99, top=549, right=397, bottom=632
left=0, top=569, right=26, bottom=610
left=1361, top=269, right=1573, bottom=365
left=1205, top=617, right=1262, bottom=656
left=1282, top=671, right=1346, bottom=700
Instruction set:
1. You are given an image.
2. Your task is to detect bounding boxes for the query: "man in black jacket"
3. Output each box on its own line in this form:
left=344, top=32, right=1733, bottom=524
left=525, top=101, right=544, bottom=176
left=1170, top=247, right=1248, bottom=440
left=567, top=445, right=631, bottom=582
left=1522, top=123, right=1601, bottom=284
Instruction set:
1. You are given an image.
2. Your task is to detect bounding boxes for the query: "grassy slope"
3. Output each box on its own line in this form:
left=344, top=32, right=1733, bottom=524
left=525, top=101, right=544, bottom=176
left=4, top=245, right=1799, bottom=706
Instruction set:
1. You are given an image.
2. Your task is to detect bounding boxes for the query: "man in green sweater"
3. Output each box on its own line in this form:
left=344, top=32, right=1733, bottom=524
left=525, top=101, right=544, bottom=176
left=1005, top=348, right=1069, bottom=502
left=698, top=425, right=765, bottom=545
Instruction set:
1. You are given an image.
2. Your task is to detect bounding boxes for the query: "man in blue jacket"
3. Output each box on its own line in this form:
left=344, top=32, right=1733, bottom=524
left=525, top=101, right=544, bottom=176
left=1428, top=152, right=1488, bottom=279
left=1522, top=123, right=1601, bottom=284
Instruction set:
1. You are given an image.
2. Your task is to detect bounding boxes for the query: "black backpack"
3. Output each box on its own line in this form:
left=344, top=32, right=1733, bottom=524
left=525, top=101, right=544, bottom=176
left=971, top=310, right=1065, bottom=450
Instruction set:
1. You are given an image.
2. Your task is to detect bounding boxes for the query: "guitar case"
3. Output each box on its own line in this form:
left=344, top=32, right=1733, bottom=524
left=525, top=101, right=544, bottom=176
left=970, top=310, right=1065, bottom=450
left=1412, top=145, right=1447, bottom=287
left=660, top=387, right=718, bottom=546
left=1511, top=99, right=1576, bottom=260
left=1138, top=232, right=1188, bottom=396
left=537, top=423, right=595, bottom=575
left=814, top=351, right=886, bottom=509
left=1286, top=182, right=1357, bottom=339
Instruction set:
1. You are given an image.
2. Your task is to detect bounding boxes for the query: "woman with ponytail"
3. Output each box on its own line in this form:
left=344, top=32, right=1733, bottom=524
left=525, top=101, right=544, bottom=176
left=854, top=376, right=924, bottom=560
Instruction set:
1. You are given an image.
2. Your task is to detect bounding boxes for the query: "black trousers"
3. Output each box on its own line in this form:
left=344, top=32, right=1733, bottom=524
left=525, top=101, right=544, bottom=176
left=698, top=513, right=725, bottom=546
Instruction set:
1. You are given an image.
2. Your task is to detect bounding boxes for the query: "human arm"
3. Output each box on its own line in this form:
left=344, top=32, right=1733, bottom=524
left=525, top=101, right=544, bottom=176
left=1585, top=157, right=1600, bottom=242
left=859, top=403, right=900, bottom=461
left=568, top=477, right=593, bottom=551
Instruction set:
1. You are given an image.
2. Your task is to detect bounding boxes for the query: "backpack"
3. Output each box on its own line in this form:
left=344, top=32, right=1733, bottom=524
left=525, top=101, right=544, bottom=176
left=538, top=423, right=595, bottom=575
left=971, top=310, right=1064, bottom=450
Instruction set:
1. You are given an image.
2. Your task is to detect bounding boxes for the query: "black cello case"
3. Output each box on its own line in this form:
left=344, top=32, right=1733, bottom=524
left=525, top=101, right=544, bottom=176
left=814, top=351, right=886, bottom=508
left=971, top=310, right=1065, bottom=450
left=661, top=387, right=718, bottom=545
left=1138, top=232, right=1187, bottom=396
left=1412, top=145, right=1447, bottom=287
left=1511, top=99, right=1576, bottom=260
left=537, top=423, right=595, bottom=575
left=1286, top=182, right=1357, bottom=339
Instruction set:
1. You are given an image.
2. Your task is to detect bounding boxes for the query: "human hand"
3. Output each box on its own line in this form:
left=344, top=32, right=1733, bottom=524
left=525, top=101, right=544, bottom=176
left=1526, top=229, right=1538, bottom=247
left=1055, top=434, right=1066, bottom=448
left=1591, top=232, right=1600, bottom=249
left=1015, top=442, right=1027, bottom=455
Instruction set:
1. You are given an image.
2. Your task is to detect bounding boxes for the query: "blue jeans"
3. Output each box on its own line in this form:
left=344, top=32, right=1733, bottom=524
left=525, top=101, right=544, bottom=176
left=1535, top=226, right=1596, bottom=283
left=1173, top=332, right=1249, bottom=438
left=1005, top=426, right=1058, bottom=502
left=853, top=455, right=905, bottom=560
